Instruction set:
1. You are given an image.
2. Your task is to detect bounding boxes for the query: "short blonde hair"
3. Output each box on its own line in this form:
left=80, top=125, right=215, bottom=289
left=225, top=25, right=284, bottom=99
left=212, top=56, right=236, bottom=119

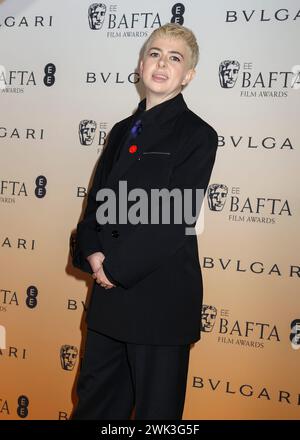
left=142, top=23, right=199, bottom=69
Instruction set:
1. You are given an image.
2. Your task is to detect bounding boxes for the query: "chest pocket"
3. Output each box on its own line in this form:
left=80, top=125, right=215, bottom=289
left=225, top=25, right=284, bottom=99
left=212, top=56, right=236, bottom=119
left=132, top=151, right=172, bottom=188
left=138, top=151, right=172, bottom=188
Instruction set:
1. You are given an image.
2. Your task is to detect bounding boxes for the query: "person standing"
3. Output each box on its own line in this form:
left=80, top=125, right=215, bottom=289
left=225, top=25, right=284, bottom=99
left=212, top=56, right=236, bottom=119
left=72, top=23, right=218, bottom=420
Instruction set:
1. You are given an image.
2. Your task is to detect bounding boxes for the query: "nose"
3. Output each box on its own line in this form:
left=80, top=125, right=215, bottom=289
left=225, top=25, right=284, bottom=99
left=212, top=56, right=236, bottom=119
left=158, top=56, right=166, bottom=68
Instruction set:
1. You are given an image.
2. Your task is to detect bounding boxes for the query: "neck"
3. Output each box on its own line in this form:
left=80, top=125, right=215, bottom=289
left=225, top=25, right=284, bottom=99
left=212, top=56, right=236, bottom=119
left=145, top=90, right=181, bottom=111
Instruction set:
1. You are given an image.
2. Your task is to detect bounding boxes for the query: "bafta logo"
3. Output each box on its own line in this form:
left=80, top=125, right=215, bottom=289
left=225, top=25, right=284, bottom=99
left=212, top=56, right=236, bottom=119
left=60, top=345, right=78, bottom=371
left=207, top=184, right=228, bottom=211
left=290, top=319, right=300, bottom=350
left=201, top=305, right=217, bottom=333
left=219, top=60, right=240, bottom=88
left=88, top=3, right=107, bottom=30
left=79, top=120, right=97, bottom=145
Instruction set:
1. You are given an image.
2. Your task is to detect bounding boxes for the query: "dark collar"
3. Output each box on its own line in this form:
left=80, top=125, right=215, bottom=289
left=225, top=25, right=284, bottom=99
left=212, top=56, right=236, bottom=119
left=134, top=93, right=188, bottom=128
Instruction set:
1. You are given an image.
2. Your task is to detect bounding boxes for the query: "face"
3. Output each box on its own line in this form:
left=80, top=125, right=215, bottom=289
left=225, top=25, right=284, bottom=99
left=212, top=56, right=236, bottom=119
left=140, top=36, right=195, bottom=103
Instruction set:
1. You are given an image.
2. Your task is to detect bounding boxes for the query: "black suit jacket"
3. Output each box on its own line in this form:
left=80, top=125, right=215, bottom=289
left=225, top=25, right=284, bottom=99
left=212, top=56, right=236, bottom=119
left=73, top=93, right=218, bottom=345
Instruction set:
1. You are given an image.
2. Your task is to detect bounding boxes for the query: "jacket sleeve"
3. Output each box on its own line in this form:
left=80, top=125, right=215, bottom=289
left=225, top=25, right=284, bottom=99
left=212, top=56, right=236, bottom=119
left=102, top=124, right=218, bottom=288
left=72, top=124, right=118, bottom=274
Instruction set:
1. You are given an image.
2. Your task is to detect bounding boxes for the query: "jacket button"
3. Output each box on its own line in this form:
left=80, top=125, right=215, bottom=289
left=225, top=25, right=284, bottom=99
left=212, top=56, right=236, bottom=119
left=111, top=230, right=119, bottom=238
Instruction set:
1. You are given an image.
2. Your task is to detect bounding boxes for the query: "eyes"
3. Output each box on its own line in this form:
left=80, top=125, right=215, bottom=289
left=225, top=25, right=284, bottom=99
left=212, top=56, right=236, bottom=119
left=149, top=51, right=181, bottom=63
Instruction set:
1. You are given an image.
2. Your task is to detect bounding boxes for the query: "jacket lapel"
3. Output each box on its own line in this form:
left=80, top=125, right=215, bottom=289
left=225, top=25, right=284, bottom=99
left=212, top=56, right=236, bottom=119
left=104, top=119, right=134, bottom=186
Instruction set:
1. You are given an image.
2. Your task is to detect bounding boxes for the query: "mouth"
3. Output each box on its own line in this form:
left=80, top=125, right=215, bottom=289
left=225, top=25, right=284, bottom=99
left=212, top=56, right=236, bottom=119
left=152, top=72, right=169, bottom=82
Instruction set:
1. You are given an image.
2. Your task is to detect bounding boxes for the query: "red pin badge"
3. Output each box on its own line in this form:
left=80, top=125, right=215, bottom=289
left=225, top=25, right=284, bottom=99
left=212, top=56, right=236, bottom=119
left=129, top=144, right=138, bottom=154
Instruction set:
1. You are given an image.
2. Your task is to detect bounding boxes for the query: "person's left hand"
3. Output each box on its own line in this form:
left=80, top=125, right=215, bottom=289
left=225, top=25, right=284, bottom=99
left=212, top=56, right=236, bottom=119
left=92, top=264, right=115, bottom=290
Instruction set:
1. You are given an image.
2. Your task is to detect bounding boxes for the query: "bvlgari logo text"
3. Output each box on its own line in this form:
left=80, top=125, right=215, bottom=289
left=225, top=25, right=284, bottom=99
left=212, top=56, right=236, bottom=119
left=193, top=376, right=300, bottom=406
left=225, top=8, right=300, bottom=23
left=0, top=345, right=28, bottom=360
left=202, top=257, right=300, bottom=279
left=0, top=127, right=45, bottom=141
left=86, top=71, right=139, bottom=85
left=217, top=135, right=293, bottom=150
left=0, top=16, right=53, bottom=28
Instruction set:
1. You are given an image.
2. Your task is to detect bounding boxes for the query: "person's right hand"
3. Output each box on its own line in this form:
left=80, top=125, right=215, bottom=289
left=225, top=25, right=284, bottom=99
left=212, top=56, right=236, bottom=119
left=86, top=251, right=105, bottom=274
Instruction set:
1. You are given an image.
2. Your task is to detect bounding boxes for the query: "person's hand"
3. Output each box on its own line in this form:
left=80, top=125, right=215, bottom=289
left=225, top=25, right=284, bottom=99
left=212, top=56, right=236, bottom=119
left=86, top=252, right=105, bottom=274
left=92, top=264, right=115, bottom=290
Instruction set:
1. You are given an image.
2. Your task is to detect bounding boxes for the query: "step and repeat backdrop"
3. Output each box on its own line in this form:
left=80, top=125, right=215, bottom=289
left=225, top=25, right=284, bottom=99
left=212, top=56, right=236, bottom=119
left=0, top=0, right=299, bottom=420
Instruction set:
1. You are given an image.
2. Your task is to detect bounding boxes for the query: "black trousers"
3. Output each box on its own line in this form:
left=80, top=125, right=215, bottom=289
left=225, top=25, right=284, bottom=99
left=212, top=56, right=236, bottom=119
left=72, top=329, right=190, bottom=420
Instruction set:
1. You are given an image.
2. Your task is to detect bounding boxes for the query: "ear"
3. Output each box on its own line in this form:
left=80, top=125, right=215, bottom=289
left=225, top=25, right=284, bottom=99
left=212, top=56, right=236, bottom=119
left=182, top=68, right=196, bottom=86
